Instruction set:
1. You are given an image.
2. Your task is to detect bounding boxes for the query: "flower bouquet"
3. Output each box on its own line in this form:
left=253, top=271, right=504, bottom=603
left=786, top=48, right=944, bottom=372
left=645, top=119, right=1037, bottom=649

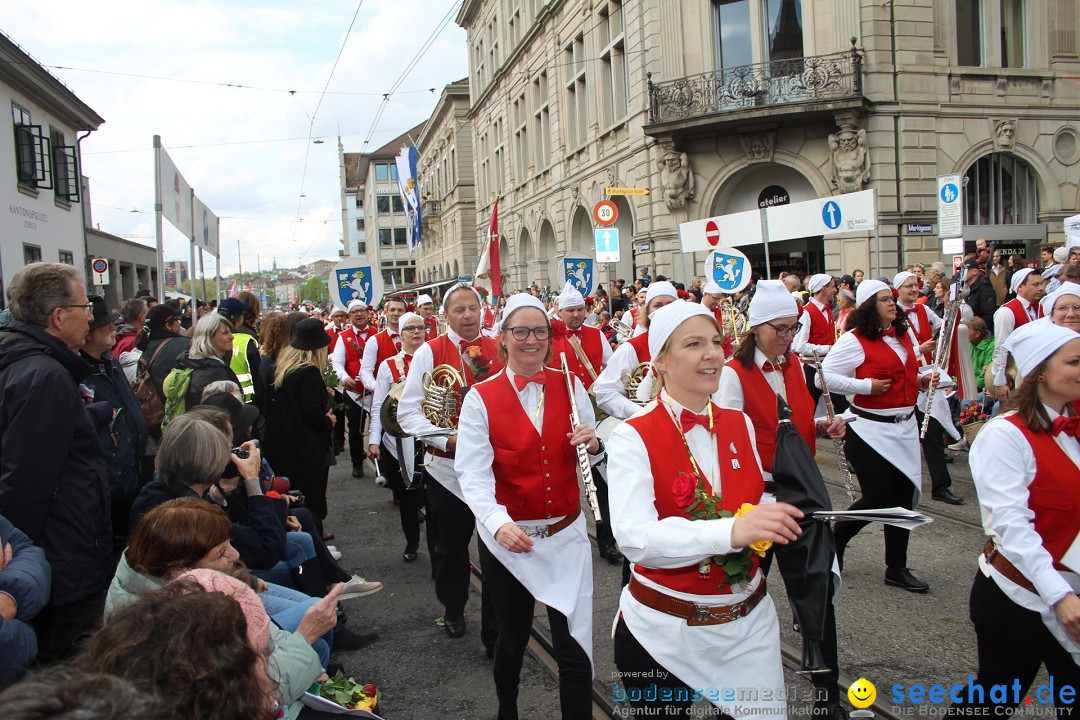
left=303, top=671, right=382, bottom=718
left=958, top=404, right=989, bottom=444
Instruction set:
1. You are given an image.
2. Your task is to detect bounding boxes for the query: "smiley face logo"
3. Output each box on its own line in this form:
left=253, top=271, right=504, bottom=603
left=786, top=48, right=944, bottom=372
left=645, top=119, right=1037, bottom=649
left=848, top=678, right=876, bottom=709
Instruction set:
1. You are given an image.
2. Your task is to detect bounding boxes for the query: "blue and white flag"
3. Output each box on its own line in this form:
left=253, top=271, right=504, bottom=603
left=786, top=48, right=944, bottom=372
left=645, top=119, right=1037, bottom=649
left=705, top=248, right=752, bottom=294
left=396, top=145, right=422, bottom=253
left=562, top=252, right=594, bottom=296
left=330, top=256, right=385, bottom=311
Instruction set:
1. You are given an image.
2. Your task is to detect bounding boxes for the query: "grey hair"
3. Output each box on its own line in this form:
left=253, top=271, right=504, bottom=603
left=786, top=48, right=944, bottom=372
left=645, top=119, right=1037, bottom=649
left=120, top=298, right=148, bottom=324
left=7, top=263, right=82, bottom=327
left=201, top=380, right=242, bottom=402
left=189, top=313, right=232, bottom=360
left=156, top=414, right=230, bottom=489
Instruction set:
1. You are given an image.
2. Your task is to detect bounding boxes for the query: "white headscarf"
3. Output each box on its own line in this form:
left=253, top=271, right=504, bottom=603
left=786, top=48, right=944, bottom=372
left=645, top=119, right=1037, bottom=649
left=748, top=280, right=799, bottom=327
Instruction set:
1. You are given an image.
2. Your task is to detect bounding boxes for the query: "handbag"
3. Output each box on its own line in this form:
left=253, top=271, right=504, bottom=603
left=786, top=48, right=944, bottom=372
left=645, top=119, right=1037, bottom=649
left=131, top=338, right=174, bottom=427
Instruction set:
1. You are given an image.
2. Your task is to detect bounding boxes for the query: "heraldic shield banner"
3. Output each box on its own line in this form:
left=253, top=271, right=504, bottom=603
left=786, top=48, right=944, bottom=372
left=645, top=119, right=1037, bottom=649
left=562, top=252, right=594, bottom=296
left=705, top=247, right=752, bottom=294
left=330, top=257, right=385, bottom=311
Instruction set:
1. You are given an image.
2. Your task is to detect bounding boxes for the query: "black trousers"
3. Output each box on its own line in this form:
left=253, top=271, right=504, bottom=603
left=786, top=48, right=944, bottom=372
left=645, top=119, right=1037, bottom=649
left=424, top=471, right=496, bottom=647
left=914, top=409, right=954, bottom=495
left=832, top=427, right=915, bottom=569
left=805, top=364, right=849, bottom=414
left=478, top=541, right=592, bottom=720
left=592, top=465, right=616, bottom=549
left=32, top=593, right=106, bottom=664
left=343, top=392, right=368, bottom=471
left=380, top=438, right=421, bottom=553
left=291, top=507, right=350, bottom=584
left=948, top=572, right=1080, bottom=718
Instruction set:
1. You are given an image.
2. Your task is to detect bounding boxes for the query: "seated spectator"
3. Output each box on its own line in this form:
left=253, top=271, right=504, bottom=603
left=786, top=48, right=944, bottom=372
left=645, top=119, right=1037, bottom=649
left=0, top=514, right=50, bottom=690
left=0, top=670, right=165, bottom=720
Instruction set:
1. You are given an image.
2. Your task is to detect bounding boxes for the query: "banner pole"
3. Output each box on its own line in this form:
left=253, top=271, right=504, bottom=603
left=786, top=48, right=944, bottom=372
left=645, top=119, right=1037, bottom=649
left=153, top=136, right=165, bottom=298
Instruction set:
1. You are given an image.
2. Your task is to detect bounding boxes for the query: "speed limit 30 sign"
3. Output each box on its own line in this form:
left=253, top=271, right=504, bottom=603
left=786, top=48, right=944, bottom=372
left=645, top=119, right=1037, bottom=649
left=593, top=200, right=618, bottom=226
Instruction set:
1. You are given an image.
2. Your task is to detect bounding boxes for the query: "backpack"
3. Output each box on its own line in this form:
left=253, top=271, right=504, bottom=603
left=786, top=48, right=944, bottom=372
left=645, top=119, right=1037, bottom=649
left=130, top=339, right=173, bottom=428
left=161, top=365, right=194, bottom=432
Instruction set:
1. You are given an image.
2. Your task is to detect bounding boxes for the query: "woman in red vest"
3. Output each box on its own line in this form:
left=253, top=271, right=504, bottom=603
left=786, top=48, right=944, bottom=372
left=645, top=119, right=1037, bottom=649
left=956, top=319, right=1080, bottom=713
left=821, top=280, right=938, bottom=593
left=457, top=293, right=601, bottom=720
left=607, top=301, right=803, bottom=718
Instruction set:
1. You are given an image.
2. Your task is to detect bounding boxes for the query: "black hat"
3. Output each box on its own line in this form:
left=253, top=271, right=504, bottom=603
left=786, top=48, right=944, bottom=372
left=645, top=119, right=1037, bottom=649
left=962, top=258, right=981, bottom=270
left=838, top=274, right=856, bottom=287
left=290, top=318, right=331, bottom=351
left=146, top=304, right=179, bottom=332
left=88, top=296, right=121, bottom=330
left=197, top=392, right=260, bottom=445
left=218, top=297, right=248, bottom=318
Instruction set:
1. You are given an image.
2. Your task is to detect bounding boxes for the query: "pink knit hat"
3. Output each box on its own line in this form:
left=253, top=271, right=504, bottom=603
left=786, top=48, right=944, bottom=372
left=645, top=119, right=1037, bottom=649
left=175, top=569, right=271, bottom=654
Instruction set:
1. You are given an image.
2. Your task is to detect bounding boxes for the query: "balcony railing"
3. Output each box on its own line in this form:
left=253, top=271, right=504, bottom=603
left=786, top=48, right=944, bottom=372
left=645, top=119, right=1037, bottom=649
left=647, top=41, right=862, bottom=125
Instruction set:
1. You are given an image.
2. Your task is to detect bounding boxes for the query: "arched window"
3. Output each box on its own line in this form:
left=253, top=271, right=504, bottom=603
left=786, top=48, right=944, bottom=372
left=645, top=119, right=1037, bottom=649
left=963, top=153, right=1038, bottom=225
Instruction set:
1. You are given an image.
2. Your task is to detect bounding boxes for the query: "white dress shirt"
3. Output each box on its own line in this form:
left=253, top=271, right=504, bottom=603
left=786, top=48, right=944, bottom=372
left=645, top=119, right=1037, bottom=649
left=992, top=298, right=1038, bottom=387
left=970, top=407, right=1080, bottom=662
left=593, top=340, right=648, bottom=420
left=368, top=353, right=416, bottom=473
left=792, top=297, right=835, bottom=358
left=359, top=327, right=400, bottom=393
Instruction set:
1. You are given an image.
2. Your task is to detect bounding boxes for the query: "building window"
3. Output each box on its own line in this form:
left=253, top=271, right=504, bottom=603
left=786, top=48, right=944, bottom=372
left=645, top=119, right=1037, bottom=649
left=378, top=228, right=393, bottom=247
left=23, top=244, right=41, bottom=265
left=1000, top=0, right=1025, bottom=68
left=374, top=163, right=398, bottom=182
left=12, top=103, right=52, bottom=190
left=599, top=1, right=628, bottom=125
left=514, top=93, right=529, bottom=178
left=357, top=241, right=367, bottom=255
left=50, top=127, right=79, bottom=203
left=714, top=0, right=753, bottom=69
left=58, top=250, right=74, bottom=265
left=376, top=194, right=405, bottom=213
left=532, top=73, right=550, bottom=168
left=492, top=117, right=504, bottom=192
left=765, top=0, right=803, bottom=62
left=564, top=35, right=587, bottom=149
left=356, top=218, right=365, bottom=231
left=354, top=195, right=363, bottom=208
left=963, top=153, right=1039, bottom=225
left=956, top=0, right=983, bottom=66
left=394, top=228, right=408, bottom=246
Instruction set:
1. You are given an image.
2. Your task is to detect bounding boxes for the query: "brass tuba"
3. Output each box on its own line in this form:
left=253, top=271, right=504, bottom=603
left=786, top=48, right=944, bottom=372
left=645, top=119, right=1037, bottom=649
left=379, top=380, right=408, bottom=438
left=622, top=362, right=654, bottom=406
left=421, top=364, right=466, bottom=428
left=719, top=297, right=749, bottom=347
left=610, top=319, right=634, bottom=343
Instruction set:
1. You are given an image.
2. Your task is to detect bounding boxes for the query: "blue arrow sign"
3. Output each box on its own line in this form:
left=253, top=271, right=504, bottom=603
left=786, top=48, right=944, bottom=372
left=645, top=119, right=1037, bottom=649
left=595, top=228, right=620, bottom=263
left=822, top=201, right=842, bottom=230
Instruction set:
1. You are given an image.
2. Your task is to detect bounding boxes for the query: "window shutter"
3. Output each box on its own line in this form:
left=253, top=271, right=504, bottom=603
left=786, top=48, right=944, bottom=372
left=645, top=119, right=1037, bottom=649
left=13, top=124, right=53, bottom=189
left=53, top=144, right=80, bottom=202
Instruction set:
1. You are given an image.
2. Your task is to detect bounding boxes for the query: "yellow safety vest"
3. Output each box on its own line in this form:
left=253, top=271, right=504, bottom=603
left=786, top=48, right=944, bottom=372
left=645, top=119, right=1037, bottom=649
left=230, top=332, right=258, bottom=401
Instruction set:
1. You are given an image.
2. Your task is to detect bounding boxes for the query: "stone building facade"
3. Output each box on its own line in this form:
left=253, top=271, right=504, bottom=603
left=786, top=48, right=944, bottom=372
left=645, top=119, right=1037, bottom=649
left=452, top=0, right=1080, bottom=287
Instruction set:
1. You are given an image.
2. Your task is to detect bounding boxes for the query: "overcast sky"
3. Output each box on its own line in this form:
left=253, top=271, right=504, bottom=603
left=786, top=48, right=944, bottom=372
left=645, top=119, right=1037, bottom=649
left=5, top=0, right=467, bottom=276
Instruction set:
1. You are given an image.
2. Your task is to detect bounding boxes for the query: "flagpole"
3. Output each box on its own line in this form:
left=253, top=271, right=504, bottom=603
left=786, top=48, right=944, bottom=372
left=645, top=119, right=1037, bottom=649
left=153, top=136, right=165, bottom=298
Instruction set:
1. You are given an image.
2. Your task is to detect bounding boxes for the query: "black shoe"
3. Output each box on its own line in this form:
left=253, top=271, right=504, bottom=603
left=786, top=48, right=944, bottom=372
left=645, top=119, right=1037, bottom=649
left=598, top=544, right=624, bottom=565
left=885, top=567, right=929, bottom=593
left=351, top=466, right=364, bottom=478
left=444, top=617, right=466, bottom=638
left=336, top=606, right=349, bottom=626
left=403, top=549, right=418, bottom=563
left=333, top=626, right=379, bottom=652
left=944, top=454, right=956, bottom=464
left=932, top=490, right=964, bottom=505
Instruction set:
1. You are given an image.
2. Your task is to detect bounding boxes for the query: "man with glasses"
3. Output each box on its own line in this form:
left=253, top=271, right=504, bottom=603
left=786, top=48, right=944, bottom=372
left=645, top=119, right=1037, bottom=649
left=793, top=273, right=848, bottom=412
left=0, top=263, right=112, bottom=663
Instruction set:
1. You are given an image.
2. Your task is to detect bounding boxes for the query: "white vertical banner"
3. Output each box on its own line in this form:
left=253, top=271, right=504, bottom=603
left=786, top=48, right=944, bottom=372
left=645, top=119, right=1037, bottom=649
left=156, top=145, right=193, bottom=237
left=193, top=195, right=220, bottom=257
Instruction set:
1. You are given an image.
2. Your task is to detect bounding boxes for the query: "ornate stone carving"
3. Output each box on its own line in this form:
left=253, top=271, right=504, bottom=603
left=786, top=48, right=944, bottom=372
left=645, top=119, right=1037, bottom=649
left=993, top=119, right=1017, bottom=150
left=659, top=150, right=694, bottom=212
left=739, top=131, right=774, bottom=163
left=828, top=121, right=870, bottom=193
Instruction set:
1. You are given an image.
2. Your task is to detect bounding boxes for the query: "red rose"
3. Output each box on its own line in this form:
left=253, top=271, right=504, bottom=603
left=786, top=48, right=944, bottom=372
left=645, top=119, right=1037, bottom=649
left=672, top=473, right=697, bottom=508
left=363, top=684, right=377, bottom=697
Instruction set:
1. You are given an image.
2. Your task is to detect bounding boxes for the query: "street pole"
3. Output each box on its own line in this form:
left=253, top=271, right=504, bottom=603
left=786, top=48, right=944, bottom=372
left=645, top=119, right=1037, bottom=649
left=152, top=136, right=165, bottom=298
left=759, top=208, right=773, bottom=280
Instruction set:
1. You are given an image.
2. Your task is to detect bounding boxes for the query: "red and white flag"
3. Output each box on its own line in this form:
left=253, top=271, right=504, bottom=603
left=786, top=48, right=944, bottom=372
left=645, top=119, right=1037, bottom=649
left=476, top=200, right=502, bottom=298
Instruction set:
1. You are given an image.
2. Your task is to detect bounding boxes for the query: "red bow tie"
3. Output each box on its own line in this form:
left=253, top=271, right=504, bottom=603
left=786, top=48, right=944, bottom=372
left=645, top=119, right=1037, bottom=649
left=566, top=327, right=581, bottom=337
left=679, top=408, right=715, bottom=434
left=761, top=359, right=790, bottom=373
left=905, top=307, right=918, bottom=314
left=1052, top=416, right=1080, bottom=438
left=514, top=372, right=547, bottom=391
left=459, top=340, right=481, bottom=353
left=884, top=326, right=899, bottom=338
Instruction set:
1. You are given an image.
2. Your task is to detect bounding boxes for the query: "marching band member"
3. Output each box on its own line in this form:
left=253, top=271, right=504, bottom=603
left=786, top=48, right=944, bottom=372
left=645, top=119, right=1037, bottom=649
left=397, top=284, right=503, bottom=645
left=821, top=280, right=938, bottom=593
left=359, top=296, right=407, bottom=389
left=699, top=281, right=736, bottom=359
left=368, top=312, right=428, bottom=563
left=991, top=268, right=1045, bottom=402
left=416, top=294, right=439, bottom=340
left=552, top=281, right=620, bottom=565
left=792, top=273, right=847, bottom=412
left=1042, top=281, right=1080, bottom=334
left=607, top=300, right=803, bottom=719
left=717, top=281, right=847, bottom=720
left=594, top=281, right=678, bottom=420
left=457, top=293, right=599, bottom=720
left=893, top=271, right=964, bottom=505
left=955, top=319, right=1080, bottom=714
left=619, top=287, right=648, bottom=332
left=330, top=299, right=375, bottom=479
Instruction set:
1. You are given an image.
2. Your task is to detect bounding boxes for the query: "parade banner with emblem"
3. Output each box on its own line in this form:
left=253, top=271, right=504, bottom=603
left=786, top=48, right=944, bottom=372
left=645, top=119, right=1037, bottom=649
left=330, top=256, right=384, bottom=312
left=562, top=252, right=594, bottom=296
left=704, top=247, right=752, bottom=293
left=396, top=145, right=422, bottom=253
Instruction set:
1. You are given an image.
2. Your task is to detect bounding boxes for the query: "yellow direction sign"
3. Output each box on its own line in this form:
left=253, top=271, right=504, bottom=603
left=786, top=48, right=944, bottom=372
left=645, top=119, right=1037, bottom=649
left=605, top=187, right=650, bottom=196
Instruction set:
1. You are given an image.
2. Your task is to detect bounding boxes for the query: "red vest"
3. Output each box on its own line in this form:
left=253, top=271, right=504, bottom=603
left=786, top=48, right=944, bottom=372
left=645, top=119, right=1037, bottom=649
left=805, top=302, right=836, bottom=346
left=626, top=404, right=764, bottom=594
left=552, top=325, right=605, bottom=389
left=852, top=331, right=919, bottom=409
left=428, top=333, right=505, bottom=426
left=339, top=325, right=373, bottom=379
left=372, top=330, right=402, bottom=379
left=387, top=353, right=411, bottom=384
left=709, top=308, right=736, bottom=358
left=1005, top=298, right=1039, bottom=328
left=902, top=304, right=934, bottom=364
left=1004, top=415, right=1080, bottom=571
left=729, top=356, right=816, bottom=472
left=628, top=332, right=651, bottom=364
left=474, top=369, right=580, bottom=521
left=630, top=307, right=641, bottom=327
left=423, top=316, right=439, bottom=340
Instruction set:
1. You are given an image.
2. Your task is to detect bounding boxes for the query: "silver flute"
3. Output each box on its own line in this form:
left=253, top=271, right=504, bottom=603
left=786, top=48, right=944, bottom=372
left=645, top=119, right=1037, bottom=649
left=812, top=349, right=856, bottom=501
left=560, top=352, right=602, bottom=522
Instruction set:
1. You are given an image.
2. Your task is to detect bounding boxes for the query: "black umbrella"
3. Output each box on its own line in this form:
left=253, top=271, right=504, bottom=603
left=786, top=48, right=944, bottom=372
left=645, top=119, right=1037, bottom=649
left=771, top=396, right=835, bottom=674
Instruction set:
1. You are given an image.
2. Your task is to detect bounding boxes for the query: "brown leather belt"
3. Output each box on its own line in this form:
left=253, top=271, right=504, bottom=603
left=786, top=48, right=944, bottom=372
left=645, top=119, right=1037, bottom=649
left=984, top=540, right=1036, bottom=593
left=516, top=507, right=581, bottom=539
left=429, top=447, right=456, bottom=460
left=629, top=574, right=767, bottom=626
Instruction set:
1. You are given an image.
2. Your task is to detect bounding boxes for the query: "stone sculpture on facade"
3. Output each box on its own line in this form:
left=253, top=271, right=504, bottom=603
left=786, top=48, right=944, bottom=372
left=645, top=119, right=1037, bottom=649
left=659, top=150, right=694, bottom=212
left=994, top=119, right=1016, bottom=149
left=828, top=124, right=870, bottom=193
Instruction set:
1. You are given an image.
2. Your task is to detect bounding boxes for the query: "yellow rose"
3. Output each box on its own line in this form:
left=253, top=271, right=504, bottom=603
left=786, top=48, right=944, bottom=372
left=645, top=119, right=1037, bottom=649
left=734, top=502, right=756, bottom=518
left=734, top=503, right=772, bottom=556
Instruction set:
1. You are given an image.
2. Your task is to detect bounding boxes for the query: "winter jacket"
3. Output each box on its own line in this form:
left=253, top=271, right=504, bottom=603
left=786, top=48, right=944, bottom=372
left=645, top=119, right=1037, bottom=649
left=112, top=326, right=140, bottom=357
left=0, top=322, right=112, bottom=606
left=82, top=352, right=149, bottom=501
left=143, top=331, right=191, bottom=402
left=0, top=514, right=50, bottom=690
left=106, top=553, right=322, bottom=717
left=965, top=274, right=998, bottom=334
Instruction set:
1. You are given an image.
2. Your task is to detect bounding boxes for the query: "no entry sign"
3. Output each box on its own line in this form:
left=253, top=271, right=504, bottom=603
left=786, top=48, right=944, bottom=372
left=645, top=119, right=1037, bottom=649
left=705, top=220, right=720, bottom=247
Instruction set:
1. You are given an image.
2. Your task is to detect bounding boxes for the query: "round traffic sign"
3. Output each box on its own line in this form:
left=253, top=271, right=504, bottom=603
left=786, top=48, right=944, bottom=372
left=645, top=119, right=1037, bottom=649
left=92, top=259, right=108, bottom=274
left=940, top=183, right=959, bottom=203
left=593, top=200, right=618, bottom=226
left=705, top=220, right=720, bottom=247
left=822, top=201, right=842, bottom=230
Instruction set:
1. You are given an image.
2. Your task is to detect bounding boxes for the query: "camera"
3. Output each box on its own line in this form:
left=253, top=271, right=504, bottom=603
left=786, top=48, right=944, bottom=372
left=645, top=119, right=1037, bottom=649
left=232, top=446, right=249, bottom=460
left=285, top=490, right=305, bottom=507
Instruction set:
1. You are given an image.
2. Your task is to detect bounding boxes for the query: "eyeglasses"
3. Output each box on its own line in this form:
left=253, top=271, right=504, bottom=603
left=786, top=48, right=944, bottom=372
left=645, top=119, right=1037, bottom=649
left=504, top=326, right=551, bottom=341
left=762, top=321, right=802, bottom=337
left=61, top=303, right=94, bottom=313
left=401, top=325, right=426, bottom=332
left=1054, top=304, right=1080, bottom=315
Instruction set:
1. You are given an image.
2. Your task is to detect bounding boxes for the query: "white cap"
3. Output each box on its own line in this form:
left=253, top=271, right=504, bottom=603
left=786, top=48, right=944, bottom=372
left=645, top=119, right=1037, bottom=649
left=398, top=312, right=423, bottom=331
left=346, top=300, right=368, bottom=312
left=443, top=283, right=482, bottom=309
left=855, top=279, right=890, bottom=307
left=502, top=293, right=548, bottom=325
left=1054, top=247, right=1070, bottom=264
left=644, top=281, right=678, bottom=307
left=1010, top=268, right=1035, bottom=295
left=416, top=294, right=434, bottom=306
left=702, top=281, right=723, bottom=295
left=748, top=280, right=799, bottom=327
left=892, top=271, right=917, bottom=290
left=1041, top=281, right=1080, bottom=317
left=647, top=301, right=718, bottom=359
left=557, top=281, right=585, bottom=310
left=1003, top=318, right=1079, bottom=379
left=808, top=273, right=833, bottom=294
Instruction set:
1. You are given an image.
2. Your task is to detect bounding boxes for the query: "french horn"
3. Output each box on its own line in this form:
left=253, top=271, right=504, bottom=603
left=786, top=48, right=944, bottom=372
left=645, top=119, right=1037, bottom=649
left=379, top=380, right=408, bottom=438
left=421, top=364, right=466, bottom=428
left=611, top=319, right=634, bottom=343
left=622, top=361, right=654, bottom=407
